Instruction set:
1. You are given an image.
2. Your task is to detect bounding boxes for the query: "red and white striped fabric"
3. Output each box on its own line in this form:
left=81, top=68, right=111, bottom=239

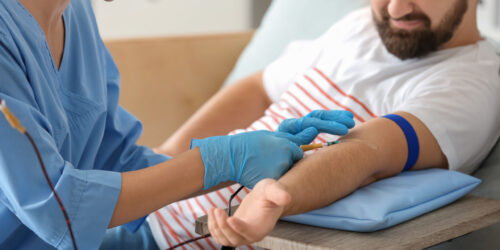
left=147, top=185, right=254, bottom=250
left=147, top=67, right=377, bottom=250
left=150, top=5, right=500, bottom=247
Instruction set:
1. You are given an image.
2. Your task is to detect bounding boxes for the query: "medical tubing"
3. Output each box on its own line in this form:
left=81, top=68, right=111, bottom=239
left=220, top=185, right=244, bottom=250
left=166, top=234, right=211, bottom=250
left=26, top=132, right=79, bottom=250
left=166, top=186, right=246, bottom=250
left=228, top=185, right=245, bottom=216
left=382, top=114, right=420, bottom=171
left=0, top=100, right=78, bottom=250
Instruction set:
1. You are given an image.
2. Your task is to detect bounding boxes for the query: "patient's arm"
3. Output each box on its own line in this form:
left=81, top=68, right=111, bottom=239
left=157, top=71, right=270, bottom=156
left=208, top=111, right=448, bottom=246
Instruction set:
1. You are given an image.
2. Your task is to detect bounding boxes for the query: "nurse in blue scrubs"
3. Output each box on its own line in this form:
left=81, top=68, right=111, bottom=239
left=0, top=0, right=326, bottom=249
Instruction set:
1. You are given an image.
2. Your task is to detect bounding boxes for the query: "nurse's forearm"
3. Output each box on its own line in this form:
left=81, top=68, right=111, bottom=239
left=109, top=148, right=205, bottom=228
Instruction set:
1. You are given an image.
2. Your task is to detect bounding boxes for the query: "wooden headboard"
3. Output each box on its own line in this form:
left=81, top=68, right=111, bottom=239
left=105, top=32, right=253, bottom=147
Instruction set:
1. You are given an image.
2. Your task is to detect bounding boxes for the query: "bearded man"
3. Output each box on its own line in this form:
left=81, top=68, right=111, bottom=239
left=151, top=0, right=500, bottom=247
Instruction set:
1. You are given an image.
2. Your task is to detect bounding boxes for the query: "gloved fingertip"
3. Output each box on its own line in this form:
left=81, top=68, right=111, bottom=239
left=305, top=110, right=320, bottom=118
left=338, top=125, right=349, bottom=135
left=296, top=127, right=319, bottom=145
left=343, top=110, right=354, bottom=118
left=277, top=123, right=285, bottom=132
left=292, top=144, right=304, bottom=162
left=303, top=126, right=319, bottom=136
left=323, top=124, right=349, bottom=135
left=346, top=119, right=356, bottom=129
left=337, top=112, right=355, bottom=128
left=277, top=118, right=301, bottom=134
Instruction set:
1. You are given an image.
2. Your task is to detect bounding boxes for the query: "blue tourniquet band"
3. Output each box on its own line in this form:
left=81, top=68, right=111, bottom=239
left=382, top=114, right=419, bottom=171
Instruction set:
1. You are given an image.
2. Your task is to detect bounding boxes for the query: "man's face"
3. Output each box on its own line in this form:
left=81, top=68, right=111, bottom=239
left=371, top=0, right=468, bottom=60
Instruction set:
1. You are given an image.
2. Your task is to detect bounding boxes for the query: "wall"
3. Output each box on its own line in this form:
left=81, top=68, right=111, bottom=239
left=251, top=0, right=272, bottom=28
left=478, top=0, right=500, bottom=41
left=94, top=1, right=500, bottom=41
left=93, top=0, right=252, bottom=40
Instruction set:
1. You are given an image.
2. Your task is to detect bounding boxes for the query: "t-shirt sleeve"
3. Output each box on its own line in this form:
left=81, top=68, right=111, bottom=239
left=396, top=72, right=500, bottom=173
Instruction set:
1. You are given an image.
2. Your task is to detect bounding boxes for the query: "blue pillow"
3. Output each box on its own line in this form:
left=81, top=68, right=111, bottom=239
left=282, top=169, right=480, bottom=232
left=223, top=0, right=370, bottom=86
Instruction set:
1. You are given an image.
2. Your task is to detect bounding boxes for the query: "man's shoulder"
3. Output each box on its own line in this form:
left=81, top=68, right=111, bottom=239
left=434, top=41, right=500, bottom=72
left=477, top=40, right=500, bottom=62
left=326, top=6, right=372, bottom=32
left=319, top=7, right=375, bottom=45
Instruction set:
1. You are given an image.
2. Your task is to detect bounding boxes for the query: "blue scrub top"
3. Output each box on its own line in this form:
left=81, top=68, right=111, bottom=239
left=0, top=0, right=170, bottom=249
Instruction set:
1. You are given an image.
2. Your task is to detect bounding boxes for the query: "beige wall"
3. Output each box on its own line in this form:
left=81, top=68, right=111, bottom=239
left=106, top=33, right=253, bottom=146
left=93, top=0, right=252, bottom=40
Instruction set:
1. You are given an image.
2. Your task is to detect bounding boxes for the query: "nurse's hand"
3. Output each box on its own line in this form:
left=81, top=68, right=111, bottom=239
left=278, top=110, right=355, bottom=135
left=191, top=128, right=318, bottom=189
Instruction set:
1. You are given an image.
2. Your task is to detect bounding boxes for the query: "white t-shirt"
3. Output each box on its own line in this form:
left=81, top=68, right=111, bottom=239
left=262, top=7, right=500, bottom=173
left=147, top=7, right=500, bottom=249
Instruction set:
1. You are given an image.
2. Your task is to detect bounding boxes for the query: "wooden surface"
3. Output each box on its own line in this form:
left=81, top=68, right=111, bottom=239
left=195, top=195, right=500, bottom=249
left=105, top=32, right=253, bottom=147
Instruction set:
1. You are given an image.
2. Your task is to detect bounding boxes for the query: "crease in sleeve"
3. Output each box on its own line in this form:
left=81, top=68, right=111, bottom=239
left=54, top=167, right=122, bottom=250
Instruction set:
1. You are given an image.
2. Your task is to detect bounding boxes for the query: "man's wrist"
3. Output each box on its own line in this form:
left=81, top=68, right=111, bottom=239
left=277, top=180, right=294, bottom=217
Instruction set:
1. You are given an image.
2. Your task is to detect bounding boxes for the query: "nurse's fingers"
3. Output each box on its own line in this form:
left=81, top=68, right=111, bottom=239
left=306, top=110, right=355, bottom=128
left=301, top=117, right=350, bottom=135
left=215, top=208, right=248, bottom=246
left=275, top=127, right=319, bottom=146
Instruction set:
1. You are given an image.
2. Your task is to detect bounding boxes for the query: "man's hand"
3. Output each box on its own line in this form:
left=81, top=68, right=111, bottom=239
left=208, top=179, right=290, bottom=246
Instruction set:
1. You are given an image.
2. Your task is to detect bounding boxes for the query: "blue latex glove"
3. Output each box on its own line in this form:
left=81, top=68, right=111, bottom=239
left=278, top=110, right=355, bottom=135
left=191, top=128, right=318, bottom=189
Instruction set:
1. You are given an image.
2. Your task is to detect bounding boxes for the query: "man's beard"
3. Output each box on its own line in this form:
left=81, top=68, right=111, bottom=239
left=373, top=0, right=468, bottom=60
